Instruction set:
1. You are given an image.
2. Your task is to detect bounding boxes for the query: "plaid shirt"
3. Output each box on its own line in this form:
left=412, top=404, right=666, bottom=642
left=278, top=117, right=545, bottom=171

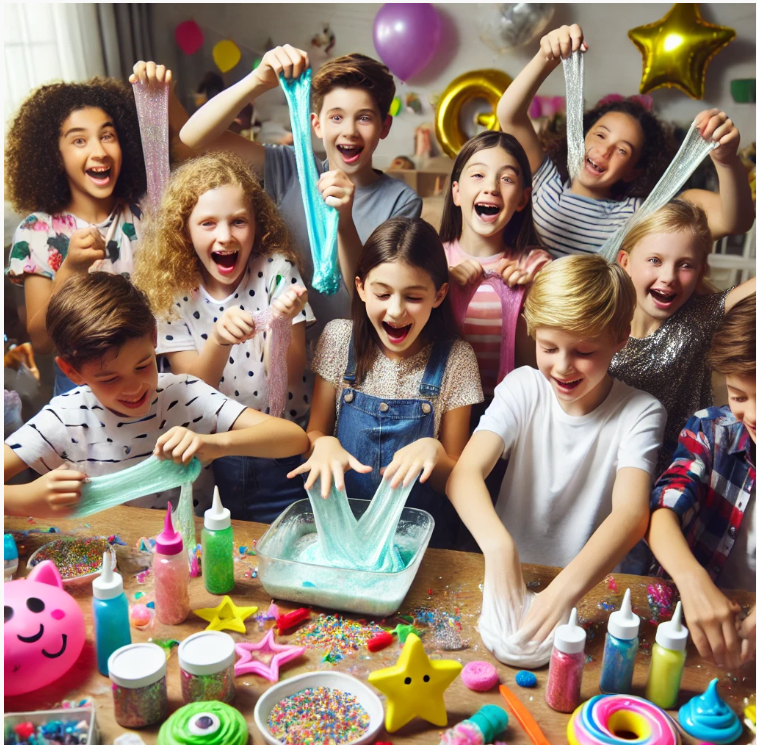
left=651, top=406, right=755, bottom=584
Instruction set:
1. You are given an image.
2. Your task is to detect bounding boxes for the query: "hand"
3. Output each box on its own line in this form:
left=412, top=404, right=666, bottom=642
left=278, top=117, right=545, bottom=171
left=130, top=61, right=172, bottom=89
left=287, top=435, right=372, bottom=497
left=154, top=426, right=211, bottom=465
left=26, top=466, right=86, bottom=518
left=695, top=109, right=740, bottom=165
left=211, top=307, right=258, bottom=347
left=271, top=285, right=308, bottom=322
left=449, top=259, right=484, bottom=287
left=61, top=228, right=105, bottom=274
left=540, top=24, right=588, bottom=61
left=739, top=607, right=755, bottom=665
left=382, top=437, right=444, bottom=489
left=497, top=258, right=530, bottom=288
left=318, top=169, right=355, bottom=214
left=253, top=45, right=309, bottom=89
left=518, top=578, right=572, bottom=643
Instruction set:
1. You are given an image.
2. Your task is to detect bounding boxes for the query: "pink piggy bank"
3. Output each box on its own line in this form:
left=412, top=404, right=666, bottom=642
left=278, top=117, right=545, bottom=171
left=4, top=560, right=85, bottom=696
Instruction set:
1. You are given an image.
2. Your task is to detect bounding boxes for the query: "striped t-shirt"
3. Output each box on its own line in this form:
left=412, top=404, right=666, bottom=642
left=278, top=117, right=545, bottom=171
left=532, top=156, right=644, bottom=257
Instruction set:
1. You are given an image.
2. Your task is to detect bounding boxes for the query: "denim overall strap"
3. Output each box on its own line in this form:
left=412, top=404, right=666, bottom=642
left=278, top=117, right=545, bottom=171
left=343, top=334, right=358, bottom=384
left=418, top=340, right=454, bottom=398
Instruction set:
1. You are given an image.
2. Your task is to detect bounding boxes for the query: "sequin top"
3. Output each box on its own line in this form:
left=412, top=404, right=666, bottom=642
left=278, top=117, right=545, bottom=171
left=312, top=319, right=484, bottom=437
left=609, top=289, right=729, bottom=471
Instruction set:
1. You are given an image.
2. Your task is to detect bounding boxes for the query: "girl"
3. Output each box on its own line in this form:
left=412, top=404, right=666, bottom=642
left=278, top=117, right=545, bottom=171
left=288, top=217, right=484, bottom=549
left=133, top=152, right=315, bottom=522
left=497, top=24, right=754, bottom=256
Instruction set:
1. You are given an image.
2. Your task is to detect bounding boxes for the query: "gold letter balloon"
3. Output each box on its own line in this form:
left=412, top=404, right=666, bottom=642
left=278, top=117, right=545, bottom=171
left=628, top=3, right=735, bottom=99
left=435, top=69, right=512, bottom=158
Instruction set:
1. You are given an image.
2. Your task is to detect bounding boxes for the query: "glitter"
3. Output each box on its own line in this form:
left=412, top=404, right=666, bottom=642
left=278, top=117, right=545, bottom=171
left=646, top=583, right=678, bottom=625
left=293, top=614, right=384, bottom=661
left=109, top=644, right=168, bottom=728
left=598, top=601, right=616, bottom=611
left=180, top=666, right=235, bottom=704
left=132, top=79, right=170, bottom=215
left=266, top=686, right=370, bottom=745
left=134, top=591, right=146, bottom=600
left=606, top=576, right=617, bottom=592
left=28, top=537, right=114, bottom=580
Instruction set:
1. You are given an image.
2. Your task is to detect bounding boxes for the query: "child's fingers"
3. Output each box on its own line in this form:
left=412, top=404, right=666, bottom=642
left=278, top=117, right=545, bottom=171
left=569, top=24, right=584, bottom=53
left=402, top=461, right=424, bottom=487
left=50, top=478, right=86, bottom=494
left=49, top=493, right=81, bottom=506
left=417, top=460, right=436, bottom=485
left=389, top=462, right=410, bottom=489
left=318, top=465, right=333, bottom=498
left=331, top=461, right=346, bottom=492
left=690, top=623, right=716, bottom=665
left=711, top=118, right=734, bottom=143
left=348, top=455, right=372, bottom=474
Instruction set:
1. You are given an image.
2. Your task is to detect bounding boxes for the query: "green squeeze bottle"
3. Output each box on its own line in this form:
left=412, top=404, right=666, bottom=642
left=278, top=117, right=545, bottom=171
left=201, top=487, right=235, bottom=594
left=645, top=600, right=689, bottom=708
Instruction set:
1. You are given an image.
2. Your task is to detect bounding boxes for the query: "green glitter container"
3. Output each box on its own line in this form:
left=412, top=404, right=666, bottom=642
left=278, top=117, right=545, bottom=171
left=109, top=642, right=168, bottom=728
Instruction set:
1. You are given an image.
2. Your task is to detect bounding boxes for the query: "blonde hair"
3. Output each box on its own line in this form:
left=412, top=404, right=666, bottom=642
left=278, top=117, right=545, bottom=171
left=524, top=254, right=636, bottom=343
left=132, top=151, right=297, bottom=318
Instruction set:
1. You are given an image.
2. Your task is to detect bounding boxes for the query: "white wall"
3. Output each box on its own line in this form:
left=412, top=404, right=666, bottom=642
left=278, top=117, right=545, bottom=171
left=152, top=3, right=756, bottom=169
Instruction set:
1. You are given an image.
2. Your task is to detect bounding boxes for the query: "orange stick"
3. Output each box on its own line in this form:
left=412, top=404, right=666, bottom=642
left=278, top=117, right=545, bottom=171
left=498, top=684, right=553, bottom=745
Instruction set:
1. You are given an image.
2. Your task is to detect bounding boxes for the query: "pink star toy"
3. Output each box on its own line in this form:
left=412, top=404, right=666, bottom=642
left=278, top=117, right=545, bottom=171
left=234, top=629, right=305, bottom=682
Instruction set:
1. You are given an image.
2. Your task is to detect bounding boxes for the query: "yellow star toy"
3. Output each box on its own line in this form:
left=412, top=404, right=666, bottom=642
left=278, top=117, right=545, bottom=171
left=193, top=596, right=257, bottom=633
left=628, top=3, right=735, bottom=99
left=368, top=633, right=462, bottom=732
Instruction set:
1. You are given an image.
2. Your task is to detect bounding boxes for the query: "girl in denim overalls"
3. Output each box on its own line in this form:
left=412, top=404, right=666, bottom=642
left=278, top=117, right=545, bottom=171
left=289, top=217, right=484, bottom=548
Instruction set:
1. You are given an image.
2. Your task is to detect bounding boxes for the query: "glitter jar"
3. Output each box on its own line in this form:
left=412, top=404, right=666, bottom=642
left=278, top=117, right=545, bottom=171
left=178, top=630, right=236, bottom=704
left=109, top=642, right=168, bottom=728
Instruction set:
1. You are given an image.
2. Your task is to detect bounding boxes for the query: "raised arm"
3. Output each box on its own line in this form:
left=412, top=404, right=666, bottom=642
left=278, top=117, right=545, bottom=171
left=724, top=276, right=755, bottom=313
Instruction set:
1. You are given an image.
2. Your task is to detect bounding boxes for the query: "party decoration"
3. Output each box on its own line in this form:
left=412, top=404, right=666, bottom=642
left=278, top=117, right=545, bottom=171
left=175, top=20, right=204, bottom=56
left=373, top=3, right=442, bottom=82
left=628, top=4, right=735, bottom=99
left=435, top=69, right=512, bottom=158
left=389, top=96, right=402, bottom=117
left=4, top=561, right=85, bottom=696
left=405, top=92, right=422, bottom=114
left=213, top=40, right=241, bottom=74
left=193, top=596, right=257, bottom=633
left=731, top=78, right=756, bottom=103
left=528, top=95, right=565, bottom=120
left=234, top=629, right=305, bottom=682
left=368, top=633, right=462, bottom=731
left=478, top=3, right=554, bottom=53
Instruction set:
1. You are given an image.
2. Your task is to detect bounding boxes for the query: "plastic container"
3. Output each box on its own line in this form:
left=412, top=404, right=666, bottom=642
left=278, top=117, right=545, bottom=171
left=108, top=643, right=168, bottom=728
left=600, top=588, right=640, bottom=694
left=92, top=551, right=131, bottom=676
left=154, top=503, right=190, bottom=625
left=4, top=533, right=18, bottom=581
left=201, top=487, right=235, bottom=594
left=256, top=498, right=434, bottom=616
left=178, top=630, right=236, bottom=704
left=3, top=706, right=98, bottom=745
left=27, top=538, right=117, bottom=586
left=545, top=607, right=586, bottom=713
left=646, top=601, right=688, bottom=708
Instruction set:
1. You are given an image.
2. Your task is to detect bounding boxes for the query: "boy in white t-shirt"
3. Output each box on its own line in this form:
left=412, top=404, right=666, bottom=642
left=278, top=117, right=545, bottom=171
left=4, top=273, right=309, bottom=518
left=447, top=255, right=665, bottom=648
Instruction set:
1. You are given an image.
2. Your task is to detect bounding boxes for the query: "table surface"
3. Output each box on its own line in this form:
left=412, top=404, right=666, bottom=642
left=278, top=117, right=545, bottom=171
left=4, top=506, right=755, bottom=745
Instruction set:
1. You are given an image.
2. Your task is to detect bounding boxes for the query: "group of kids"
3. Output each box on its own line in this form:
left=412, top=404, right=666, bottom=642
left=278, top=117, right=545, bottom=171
left=4, top=25, right=755, bottom=671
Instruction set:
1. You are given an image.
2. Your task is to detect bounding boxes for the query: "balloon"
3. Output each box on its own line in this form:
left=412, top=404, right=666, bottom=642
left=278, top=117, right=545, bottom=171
left=628, top=3, right=735, bottom=99
left=373, top=3, right=442, bottom=82
left=4, top=561, right=85, bottom=696
left=389, top=96, right=402, bottom=117
left=477, top=4, right=554, bottom=53
left=213, top=40, right=241, bottom=74
left=175, top=20, right=204, bottom=56
left=434, top=69, right=512, bottom=158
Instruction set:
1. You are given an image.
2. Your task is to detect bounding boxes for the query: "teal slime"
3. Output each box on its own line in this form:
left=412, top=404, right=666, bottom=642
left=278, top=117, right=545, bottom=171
left=201, top=488, right=235, bottom=594
left=678, top=678, right=743, bottom=744
left=92, top=552, right=131, bottom=676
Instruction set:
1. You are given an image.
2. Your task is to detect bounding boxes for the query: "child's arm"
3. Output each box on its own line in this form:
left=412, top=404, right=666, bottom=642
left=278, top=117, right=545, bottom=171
left=681, top=110, right=755, bottom=240
left=724, top=276, right=756, bottom=313
left=497, top=24, right=587, bottom=176
left=4, top=445, right=84, bottom=518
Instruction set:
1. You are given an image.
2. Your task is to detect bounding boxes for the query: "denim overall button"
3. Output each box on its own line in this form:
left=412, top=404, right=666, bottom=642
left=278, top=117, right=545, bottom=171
left=344, top=391, right=354, bottom=403
left=379, top=402, right=389, bottom=412
left=421, top=402, right=431, bottom=414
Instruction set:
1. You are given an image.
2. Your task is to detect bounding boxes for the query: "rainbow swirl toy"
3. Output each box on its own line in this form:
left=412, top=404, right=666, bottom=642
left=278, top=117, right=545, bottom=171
left=567, top=694, right=680, bottom=745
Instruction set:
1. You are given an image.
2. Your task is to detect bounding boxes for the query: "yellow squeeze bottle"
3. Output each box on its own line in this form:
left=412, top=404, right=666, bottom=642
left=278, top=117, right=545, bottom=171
left=645, top=600, right=688, bottom=708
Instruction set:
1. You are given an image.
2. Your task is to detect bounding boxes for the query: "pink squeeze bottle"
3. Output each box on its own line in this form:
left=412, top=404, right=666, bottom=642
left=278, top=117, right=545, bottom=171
left=154, top=503, right=190, bottom=624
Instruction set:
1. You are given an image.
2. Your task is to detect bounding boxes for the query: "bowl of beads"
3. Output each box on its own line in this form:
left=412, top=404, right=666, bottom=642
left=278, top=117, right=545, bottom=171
left=254, top=671, right=383, bottom=745
left=27, top=537, right=117, bottom=587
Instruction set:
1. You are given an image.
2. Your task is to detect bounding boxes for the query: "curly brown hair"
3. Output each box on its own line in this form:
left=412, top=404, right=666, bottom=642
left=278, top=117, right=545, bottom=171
left=132, top=151, right=297, bottom=319
left=5, top=77, right=146, bottom=215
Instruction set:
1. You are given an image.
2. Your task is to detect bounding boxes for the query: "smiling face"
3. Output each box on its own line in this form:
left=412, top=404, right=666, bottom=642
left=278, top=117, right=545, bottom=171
left=58, top=106, right=123, bottom=211
left=535, top=326, right=628, bottom=416
left=188, top=185, right=256, bottom=298
left=355, top=260, right=448, bottom=360
left=726, top=373, right=757, bottom=443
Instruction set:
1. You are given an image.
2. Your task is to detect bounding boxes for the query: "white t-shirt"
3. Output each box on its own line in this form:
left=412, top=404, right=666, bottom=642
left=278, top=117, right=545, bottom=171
left=156, top=254, right=315, bottom=423
left=721, top=494, right=756, bottom=592
left=5, top=373, right=246, bottom=509
left=476, top=366, right=666, bottom=568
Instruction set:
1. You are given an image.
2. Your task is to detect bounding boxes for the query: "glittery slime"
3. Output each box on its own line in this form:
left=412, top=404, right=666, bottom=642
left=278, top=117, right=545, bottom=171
left=29, top=537, right=113, bottom=579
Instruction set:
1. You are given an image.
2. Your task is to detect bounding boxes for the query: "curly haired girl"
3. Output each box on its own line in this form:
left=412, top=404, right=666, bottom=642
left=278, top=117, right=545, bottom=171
left=497, top=24, right=754, bottom=257
left=133, top=151, right=315, bottom=522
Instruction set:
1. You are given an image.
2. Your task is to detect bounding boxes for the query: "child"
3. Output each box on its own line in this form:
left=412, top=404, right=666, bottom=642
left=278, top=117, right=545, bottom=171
left=179, top=47, right=422, bottom=339
left=447, top=255, right=666, bottom=646
left=132, top=152, right=315, bottom=523
left=497, top=24, right=754, bottom=256
left=288, top=218, right=484, bottom=548
left=648, top=295, right=755, bottom=669
left=3, top=272, right=309, bottom=518
left=612, top=199, right=756, bottom=470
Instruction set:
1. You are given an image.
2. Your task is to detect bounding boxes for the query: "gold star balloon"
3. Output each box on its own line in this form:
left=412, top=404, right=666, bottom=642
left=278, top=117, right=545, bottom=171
left=628, top=3, right=735, bottom=99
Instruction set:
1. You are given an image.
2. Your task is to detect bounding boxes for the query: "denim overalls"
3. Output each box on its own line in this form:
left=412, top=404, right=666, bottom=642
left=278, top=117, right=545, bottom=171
left=335, top=335, right=461, bottom=549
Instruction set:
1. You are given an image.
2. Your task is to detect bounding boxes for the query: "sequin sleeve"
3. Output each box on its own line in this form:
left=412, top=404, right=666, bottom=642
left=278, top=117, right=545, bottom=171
left=311, top=319, right=352, bottom=388
left=686, top=288, right=730, bottom=343
left=438, top=340, right=484, bottom=414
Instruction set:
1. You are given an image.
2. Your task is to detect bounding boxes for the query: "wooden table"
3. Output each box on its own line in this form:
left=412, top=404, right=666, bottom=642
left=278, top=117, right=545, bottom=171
left=5, top=506, right=755, bottom=744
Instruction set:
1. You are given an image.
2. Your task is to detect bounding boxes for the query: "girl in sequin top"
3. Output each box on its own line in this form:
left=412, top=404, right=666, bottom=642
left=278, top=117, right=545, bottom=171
left=612, top=199, right=756, bottom=472
left=289, top=218, right=484, bottom=548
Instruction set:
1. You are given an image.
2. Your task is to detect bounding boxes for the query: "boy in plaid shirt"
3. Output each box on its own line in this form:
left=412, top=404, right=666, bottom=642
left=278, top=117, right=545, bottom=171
left=649, top=295, right=755, bottom=670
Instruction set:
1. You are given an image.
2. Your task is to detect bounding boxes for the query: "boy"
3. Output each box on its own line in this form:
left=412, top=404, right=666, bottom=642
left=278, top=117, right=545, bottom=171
left=4, top=272, right=309, bottom=518
left=446, top=255, right=666, bottom=648
left=179, top=46, right=422, bottom=337
left=648, top=295, right=756, bottom=669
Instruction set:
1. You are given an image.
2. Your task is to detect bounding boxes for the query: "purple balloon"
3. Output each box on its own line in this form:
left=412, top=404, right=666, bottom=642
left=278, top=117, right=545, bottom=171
left=373, top=3, right=442, bottom=82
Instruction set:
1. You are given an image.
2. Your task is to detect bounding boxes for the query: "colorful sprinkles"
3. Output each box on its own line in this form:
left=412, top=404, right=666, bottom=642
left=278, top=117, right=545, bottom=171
left=28, top=537, right=113, bottom=579
left=646, top=583, right=678, bottom=625
left=293, top=615, right=384, bottom=664
left=267, top=686, right=370, bottom=745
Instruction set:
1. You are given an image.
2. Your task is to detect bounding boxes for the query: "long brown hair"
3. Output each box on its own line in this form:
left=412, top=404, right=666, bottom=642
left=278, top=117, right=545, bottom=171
left=351, top=218, right=459, bottom=383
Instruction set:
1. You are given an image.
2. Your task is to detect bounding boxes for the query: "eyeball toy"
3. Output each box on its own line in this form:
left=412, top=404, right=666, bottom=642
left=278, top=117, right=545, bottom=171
left=4, top=560, right=85, bottom=696
left=157, top=701, right=248, bottom=745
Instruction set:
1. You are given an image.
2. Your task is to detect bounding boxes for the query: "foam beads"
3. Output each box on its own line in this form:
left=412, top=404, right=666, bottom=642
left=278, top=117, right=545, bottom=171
left=157, top=700, right=248, bottom=745
left=567, top=695, right=680, bottom=745
left=461, top=661, right=499, bottom=692
left=678, top=679, right=743, bottom=744
left=514, top=670, right=537, bottom=688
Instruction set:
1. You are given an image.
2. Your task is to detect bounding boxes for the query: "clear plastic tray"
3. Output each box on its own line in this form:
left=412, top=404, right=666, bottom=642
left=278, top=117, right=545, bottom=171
left=256, top=498, right=434, bottom=616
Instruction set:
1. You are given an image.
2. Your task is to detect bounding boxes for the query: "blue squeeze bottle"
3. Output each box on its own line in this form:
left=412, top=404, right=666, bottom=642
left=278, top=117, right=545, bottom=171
left=600, top=588, right=640, bottom=693
left=92, top=551, right=132, bottom=676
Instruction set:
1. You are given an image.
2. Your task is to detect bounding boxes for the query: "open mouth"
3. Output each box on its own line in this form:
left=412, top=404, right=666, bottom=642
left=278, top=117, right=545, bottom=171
left=382, top=321, right=412, bottom=344
left=553, top=376, right=583, bottom=393
left=474, top=202, right=502, bottom=223
left=211, top=250, right=239, bottom=275
left=336, top=144, right=364, bottom=165
left=117, top=391, right=148, bottom=410
left=86, top=166, right=112, bottom=186
left=649, top=288, right=677, bottom=309
left=585, top=157, right=606, bottom=176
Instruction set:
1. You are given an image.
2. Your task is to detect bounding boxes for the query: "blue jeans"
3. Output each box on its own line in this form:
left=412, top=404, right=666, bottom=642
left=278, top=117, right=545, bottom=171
left=212, top=454, right=307, bottom=524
